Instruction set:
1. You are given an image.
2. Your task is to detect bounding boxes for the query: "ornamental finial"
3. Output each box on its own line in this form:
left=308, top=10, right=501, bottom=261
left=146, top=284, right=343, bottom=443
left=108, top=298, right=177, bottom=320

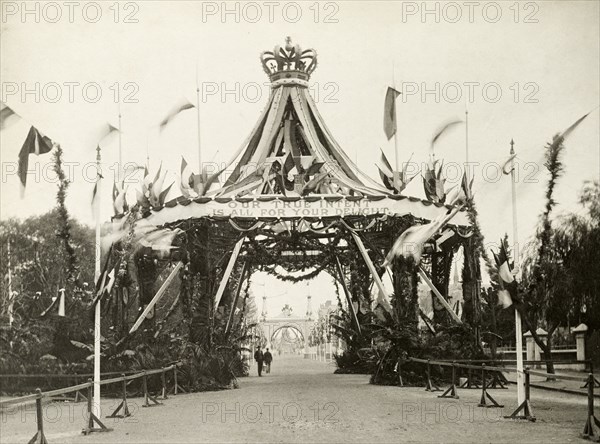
left=260, top=37, right=318, bottom=87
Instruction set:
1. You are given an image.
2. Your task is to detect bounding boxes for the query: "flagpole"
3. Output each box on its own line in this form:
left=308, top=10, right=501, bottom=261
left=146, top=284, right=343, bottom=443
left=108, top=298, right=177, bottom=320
left=510, top=138, right=525, bottom=407
left=465, top=109, right=469, bottom=166
left=93, top=145, right=102, bottom=416
left=118, top=105, right=123, bottom=183
left=196, top=64, right=202, bottom=175
left=392, top=63, right=400, bottom=188
left=7, top=237, right=13, bottom=326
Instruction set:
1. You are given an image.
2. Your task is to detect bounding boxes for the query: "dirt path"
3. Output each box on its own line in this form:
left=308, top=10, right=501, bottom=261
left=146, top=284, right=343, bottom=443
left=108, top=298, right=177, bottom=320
left=1, top=355, right=591, bottom=443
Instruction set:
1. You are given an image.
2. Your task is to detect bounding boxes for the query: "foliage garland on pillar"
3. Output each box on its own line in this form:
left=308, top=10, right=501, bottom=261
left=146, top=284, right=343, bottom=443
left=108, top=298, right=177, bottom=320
left=52, top=145, right=79, bottom=285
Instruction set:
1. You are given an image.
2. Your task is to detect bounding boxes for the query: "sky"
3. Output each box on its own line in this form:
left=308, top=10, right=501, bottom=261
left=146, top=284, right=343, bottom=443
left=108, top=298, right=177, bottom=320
left=1, top=1, right=599, bottom=316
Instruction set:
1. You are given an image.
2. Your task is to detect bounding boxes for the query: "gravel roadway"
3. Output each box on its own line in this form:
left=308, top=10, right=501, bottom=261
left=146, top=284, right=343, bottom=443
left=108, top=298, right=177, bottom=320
left=0, top=354, right=592, bottom=443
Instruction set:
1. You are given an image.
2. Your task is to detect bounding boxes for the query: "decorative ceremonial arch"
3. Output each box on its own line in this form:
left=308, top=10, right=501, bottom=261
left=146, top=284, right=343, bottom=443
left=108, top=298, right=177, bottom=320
left=107, top=37, right=481, bottom=348
left=259, top=310, right=313, bottom=356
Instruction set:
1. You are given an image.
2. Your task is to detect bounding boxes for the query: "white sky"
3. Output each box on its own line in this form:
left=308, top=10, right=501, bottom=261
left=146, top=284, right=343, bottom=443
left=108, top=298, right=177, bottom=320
left=1, top=1, right=599, bottom=315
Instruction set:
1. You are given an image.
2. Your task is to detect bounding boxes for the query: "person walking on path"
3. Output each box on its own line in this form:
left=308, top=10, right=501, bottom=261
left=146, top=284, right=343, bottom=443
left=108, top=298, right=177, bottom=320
left=254, top=346, right=264, bottom=376
left=264, top=348, right=273, bottom=374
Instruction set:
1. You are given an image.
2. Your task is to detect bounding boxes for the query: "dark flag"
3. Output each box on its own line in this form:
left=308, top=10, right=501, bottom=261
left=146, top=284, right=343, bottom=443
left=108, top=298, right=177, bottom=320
left=18, top=126, right=53, bottom=189
left=430, top=120, right=463, bottom=154
left=491, top=239, right=519, bottom=308
left=383, top=87, right=401, bottom=140
left=159, top=99, right=195, bottom=130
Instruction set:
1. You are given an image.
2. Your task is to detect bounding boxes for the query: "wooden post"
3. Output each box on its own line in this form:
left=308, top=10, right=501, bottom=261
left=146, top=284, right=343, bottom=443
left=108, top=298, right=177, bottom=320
left=161, top=368, right=168, bottom=400
left=107, top=374, right=131, bottom=418
left=582, top=373, right=600, bottom=439
left=425, top=359, right=441, bottom=392
left=27, top=389, right=48, bottom=444
left=82, top=379, right=112, bottom=435
left=505, top=368, right=535, bottom=421
left=438, top=361, right=459, bottom=399
left=478, top=365, right=503, bottom=408
left=142, top=371, right=161, bottom=408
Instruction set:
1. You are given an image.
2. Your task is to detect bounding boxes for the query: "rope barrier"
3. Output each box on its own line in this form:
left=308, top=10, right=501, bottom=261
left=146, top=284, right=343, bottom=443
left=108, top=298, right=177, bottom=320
left=408, top=356, right=600, bottom=437
left=1, top=363, right=180, bottom=443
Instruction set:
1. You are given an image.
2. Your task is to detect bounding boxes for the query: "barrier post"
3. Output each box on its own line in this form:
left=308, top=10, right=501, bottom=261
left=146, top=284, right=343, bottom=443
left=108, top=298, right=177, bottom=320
left=438, top=361, right=459, bottom=399
left=27, top=389, right=47, bottom=444
left=172, top=365, right=186, bottom=395
left=460, top=367, right=480, bottom=389
left=173, top=367, right=178, bottom=395
left=582, top=373, right=600, bottom=440
left=397, top=358, right=404, bottom=387
left=107, top=374, right=131, bottom=418
left=505, top=368, right=535, bottom=421
left=582, top=363, right=600, bottom=389
left=478, top=365, right=503, bottom=408
left=142, top=371, right=161, bottom=408
left=82, top=379, right=112, bottom=435
left=425, top=359, right=441, bottom=392
left=161, top=368, right=168, bottom=400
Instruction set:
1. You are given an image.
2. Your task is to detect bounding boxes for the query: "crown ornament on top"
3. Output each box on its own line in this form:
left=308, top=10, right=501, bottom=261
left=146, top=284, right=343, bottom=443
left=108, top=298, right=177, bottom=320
left=261, top=37, right=318, bottom=86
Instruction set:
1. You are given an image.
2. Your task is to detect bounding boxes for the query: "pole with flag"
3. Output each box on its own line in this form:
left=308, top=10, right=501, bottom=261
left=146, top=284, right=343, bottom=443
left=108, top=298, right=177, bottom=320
left=383, top=65, right=402, bottom=190
left=510, top=138, right=525, bottom=408
left=196, top=64, right=202, bottom=175
left=93, top=145, right=102, bottom=416
left=392, top=65, right=400, bottom=182
left=118, top=108, right=123, bottom=182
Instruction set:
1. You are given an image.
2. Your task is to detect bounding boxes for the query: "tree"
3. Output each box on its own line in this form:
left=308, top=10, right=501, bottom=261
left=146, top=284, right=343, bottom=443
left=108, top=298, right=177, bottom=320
left=520, top=134, right=598, bottom=373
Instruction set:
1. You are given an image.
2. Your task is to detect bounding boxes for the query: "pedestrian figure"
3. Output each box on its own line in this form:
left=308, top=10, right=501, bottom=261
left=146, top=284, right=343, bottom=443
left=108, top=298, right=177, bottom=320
left=254, top=346, right=264, bottom=377
left=264, top=348, right=273, bottom=374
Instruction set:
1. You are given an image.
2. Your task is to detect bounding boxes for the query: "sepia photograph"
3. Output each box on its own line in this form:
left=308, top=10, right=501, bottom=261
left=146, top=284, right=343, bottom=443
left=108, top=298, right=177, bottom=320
left=0, top=1, right=599, bottom=443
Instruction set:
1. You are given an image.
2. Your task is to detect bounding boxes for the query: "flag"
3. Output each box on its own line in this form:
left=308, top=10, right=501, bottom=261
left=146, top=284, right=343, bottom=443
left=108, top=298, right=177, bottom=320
left=159, top=99, right=194, bottom=129
left=112, top=181, right=129, bottom=215
left=90, top=146, right=103, bottom=213
left=180, top=156, right=196, bottom=198
left=501, top=152, right=517, bottom=175
left=377, top=150, right=417, bottom=193
left=57, top=288, right=66, bottom=317
left=383, top=87, right=401, bottom=140
left=422, top=159, right=448, bottom=203
left=383, top=206, right=462, bottom=266
left=491, top=239, right=518, bottom=308
left=18, top=126, right=53, bottom=189
left=430, top=119, right=462, bottom=154
left=376, top=148, right=395, bottom=190
left=447, top=172, right=474, bottom=206
left=0, top=102, right=19, bottom=130
left=95, top=122, right=119, bottom=146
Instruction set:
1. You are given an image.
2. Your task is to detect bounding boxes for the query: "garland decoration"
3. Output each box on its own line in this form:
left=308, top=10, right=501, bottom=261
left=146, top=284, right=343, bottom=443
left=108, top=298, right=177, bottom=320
left=52, top=145, right=79, bottom=285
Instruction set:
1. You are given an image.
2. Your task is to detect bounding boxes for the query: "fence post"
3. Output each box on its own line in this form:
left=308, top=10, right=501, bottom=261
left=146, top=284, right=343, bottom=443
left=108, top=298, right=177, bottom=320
left=478, top=365, right=503, bottom=408
left=173, top=366, right=178, bottom=395
left=107, top=374, right=131, bottom=419
left=504, top=368, right=535, bottom=421
left=161, top=368, right=168, bottom=400
left=142, top=371, right=161, bottom=408
left=425, top=359, right=441, bottom=392
left=27, top=388, right=47, bottom=444
left=438, top=361, right=459, bottom=399
left=82, top=379, right=112, bottom=435
left=397, top=358, right=404, bottom=387
left=582, top=373, right=600, bottom=440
